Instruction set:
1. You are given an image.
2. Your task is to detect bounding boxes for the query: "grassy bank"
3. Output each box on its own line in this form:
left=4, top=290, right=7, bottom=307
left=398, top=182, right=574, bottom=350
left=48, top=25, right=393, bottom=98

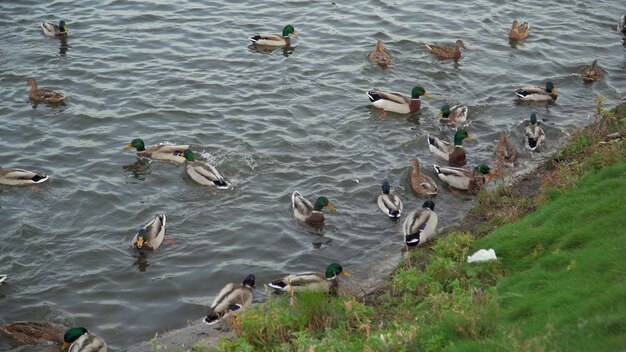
left=217, top=100, right=626, bottom=352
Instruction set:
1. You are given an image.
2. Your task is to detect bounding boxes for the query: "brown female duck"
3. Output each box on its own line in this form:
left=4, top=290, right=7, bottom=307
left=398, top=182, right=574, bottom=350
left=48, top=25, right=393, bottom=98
left=425, top=40, right=466, bottom=60
left=509, top=20, right=530, bottom=40
left=582, top=59, right=603, bottom=82
left=26, top=78, right=65, bottom=104
left=409, top=158, right=438, bottom=196
left=368, top=40, right=391, bottom=67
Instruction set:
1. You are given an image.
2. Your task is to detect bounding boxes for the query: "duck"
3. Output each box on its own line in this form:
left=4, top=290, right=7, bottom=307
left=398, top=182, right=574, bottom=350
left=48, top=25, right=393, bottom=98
left=0, top=321, right=66, bottom=346
left=250, top=25, right=297, bottom=47
left=366, top=86, right=431, bottom=114
left=61, top=327, right=107, bottom=352
left=377, top=181, right=403, bottom=218
left=292, top=191, right=336, bottom=225
left=509, top=20, right=529, bottom=40
left=130, top=214, right=166, bottom=251
left=403, top=200, right=438, bottom=247
left=439, top=103, right=468, bottom=124
left=41, top=20, right=69, bottom=37
left=368, top=40, right=391, bottom=67
left=425, top=40, right=467, bottom=60
left=434, top=164, right=493, bottom=191
left=515, top=81, right=557, bottom=101
left=183, top=149, right=230, bottom=189
left=204, top=274, right=255, bottom=325
left=582, top=59, right=604, bottom=82
left=427, top=129, right=474, bottom=167
left=268, top=263, right=350, bottom=293
left=26, top=77, right=65, bottom=104
left=0, top=167, right=49, bottom=186
left=123, top=138, right=189, bottom=163
left=409, top=158, right=438, bottom=196
left=494, top=132, right=517, bottom=167
left=524, top=113, right=545, bottom=151
left=618, top=14, right=626, bottom=34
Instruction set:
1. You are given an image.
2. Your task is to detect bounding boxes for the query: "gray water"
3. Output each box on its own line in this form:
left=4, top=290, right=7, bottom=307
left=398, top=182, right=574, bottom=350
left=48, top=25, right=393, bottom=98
left=1, top=0, right=625, bottom=349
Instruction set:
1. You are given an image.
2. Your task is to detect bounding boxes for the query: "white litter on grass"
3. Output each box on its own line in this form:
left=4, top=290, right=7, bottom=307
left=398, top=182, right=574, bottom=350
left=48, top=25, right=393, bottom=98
left=467, top=249, right=497, bottom=263
left=0, top=274, right=7, bottom=285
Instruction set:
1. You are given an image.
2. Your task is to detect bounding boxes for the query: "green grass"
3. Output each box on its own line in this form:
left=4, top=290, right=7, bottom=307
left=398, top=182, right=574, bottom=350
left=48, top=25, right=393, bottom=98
left=217, top=102, right=626, bottom=352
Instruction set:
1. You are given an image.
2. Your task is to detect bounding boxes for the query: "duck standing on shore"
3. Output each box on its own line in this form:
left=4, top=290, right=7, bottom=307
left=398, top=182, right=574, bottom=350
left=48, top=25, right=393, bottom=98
left=269, top=263, right=350, bottom=293
left=204, top=274, right=255, bottom=325
left=403, top=200, right=438, bottom=247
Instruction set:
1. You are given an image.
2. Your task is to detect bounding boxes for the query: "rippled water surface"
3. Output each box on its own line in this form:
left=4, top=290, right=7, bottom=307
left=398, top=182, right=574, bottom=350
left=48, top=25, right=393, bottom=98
left=1, top=0, right=625, bottom=349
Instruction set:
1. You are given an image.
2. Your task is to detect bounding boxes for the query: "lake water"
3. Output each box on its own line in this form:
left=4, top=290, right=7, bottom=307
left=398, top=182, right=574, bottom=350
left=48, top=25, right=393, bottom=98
left=1, top=0, right=625, bottom=349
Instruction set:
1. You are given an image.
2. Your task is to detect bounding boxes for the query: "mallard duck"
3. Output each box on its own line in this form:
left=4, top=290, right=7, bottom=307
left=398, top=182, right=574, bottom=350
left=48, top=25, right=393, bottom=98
left=0, top=321, right=65, bottom=346
left=434, top=164, right=493, bottom=191
left=509, top=20, right=529, bottom=40
left=409, top=158, right=438, bottom=196
left=41, top=20, right=69, bottom=37
left=403, top=200, right=438, bottom=247
left=524, top=113, right=545, bottom=151
left=130, top=214, right=166, bottom=251
left=61, top=327, right=107, bottom=352
left=292, top=191, right=336, bottom=225
left=369, top=40, right=391, bottom=67
left=582, top=59, right=604, bottom=82
left=494, top=132, right=517, bottom=166
left=204, top=274, right=255, bottom=325
left=26, top=78, right=65, bottom=104
left=250, top=25, right=297, bottom=47
left=439, top=103, right=468, bottom=124
left=425, top=40, right=466, bottom=60
left=366, top=86, right=431, bottom=114
left=183, top=149, right=230, bottom=189
left=0, top=167, right=49, bottom=186
left=427, top=129, right=474, bottom=167
left=617, top=14, right=626, bottom=34
left=268, top=263, right=350, bottom=293
left=377, top=180, right=403, bottom=218
left=123, top=138, right=189, bottom=163
left=515, top=81, right=557, bottom=101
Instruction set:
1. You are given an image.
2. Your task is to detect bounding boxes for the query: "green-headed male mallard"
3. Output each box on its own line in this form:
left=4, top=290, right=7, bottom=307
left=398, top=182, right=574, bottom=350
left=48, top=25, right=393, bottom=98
left=0, top=167, right=49, bottom=186
left=183, top=149, right=230, bottom=189
left=41, top=20, right=69, bottom=37
left=366, top=86, right=431, bottom=114
left=515, top=81, right=557, bottom=101
left=292, top=191, right=336, bottom=225
left=61, top=327, right=107, bottom=352
left=439, top=103, right=468, bottom=124
left=130, top=214, right=166, bottom=251
left=123, top=138, right=188, bottom=163
left=427, top=129, right=474, bottom=167
left=268, top=263, right=350, bottom=293
left=204, top=274, right=255, bottom=325
left=524, top=113, right=545, bottom=151
left=425, top=40, right=467, bottom=60
left=27, top=77, right=65, bottom=104
left=509, top=20, right=529, bottom=40
left=369, top=40, right=391, bottom=67
left=582, top=59, right=603, bottom=82
left=377, top=180, right=403, bottom=218
left=409, top=158, right=438, bottom=196
left=433, top=164, right=493, bottom=191
left=250, top=25, right=297, bottom=47
left=403, top=200, right=438, bottom=247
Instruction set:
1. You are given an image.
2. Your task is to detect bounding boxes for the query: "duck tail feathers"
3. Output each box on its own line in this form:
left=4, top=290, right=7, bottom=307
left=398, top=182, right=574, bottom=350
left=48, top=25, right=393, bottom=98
left=291, top=191, right=302, bottom=208
left=366, top=91, right=380, bottom=103
left=269, top=280, right=288, bottom=291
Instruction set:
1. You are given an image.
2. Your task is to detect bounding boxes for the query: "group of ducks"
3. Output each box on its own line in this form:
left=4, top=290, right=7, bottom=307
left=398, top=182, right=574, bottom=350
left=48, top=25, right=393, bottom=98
left=2, top=15, right=625, bottom=351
